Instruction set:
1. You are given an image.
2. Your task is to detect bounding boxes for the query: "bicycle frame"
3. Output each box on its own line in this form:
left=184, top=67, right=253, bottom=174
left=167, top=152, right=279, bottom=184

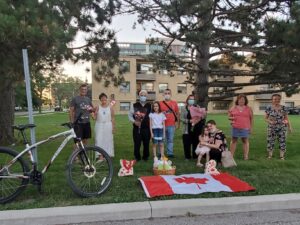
left=0, top=127, right=82, bottom=178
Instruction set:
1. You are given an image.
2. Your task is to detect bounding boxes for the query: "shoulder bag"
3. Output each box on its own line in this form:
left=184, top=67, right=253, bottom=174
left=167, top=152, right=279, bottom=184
left=162, top=101, right=178, bottom=122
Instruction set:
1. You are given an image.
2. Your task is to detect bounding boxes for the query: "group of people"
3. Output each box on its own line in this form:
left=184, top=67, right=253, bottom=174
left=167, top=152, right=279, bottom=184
left=128, top=89, right=180, bottom=161
left=69, top=83, right=292, bottom=167
left=69, top=84, right=115, bottom=160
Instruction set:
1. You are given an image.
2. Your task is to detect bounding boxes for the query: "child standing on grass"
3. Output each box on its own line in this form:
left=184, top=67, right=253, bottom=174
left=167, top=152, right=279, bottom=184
left=149, top=101, right=166, bottom=162
left=195, top=126, right=211, bottom=167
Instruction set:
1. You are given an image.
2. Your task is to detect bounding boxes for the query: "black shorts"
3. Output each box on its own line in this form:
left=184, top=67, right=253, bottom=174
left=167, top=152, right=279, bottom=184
left=74, top=122, right=91, bottom=140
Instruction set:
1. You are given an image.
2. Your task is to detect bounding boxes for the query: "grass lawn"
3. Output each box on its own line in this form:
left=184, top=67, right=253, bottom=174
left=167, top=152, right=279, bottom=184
left=1, top=112, right=300, bottom=210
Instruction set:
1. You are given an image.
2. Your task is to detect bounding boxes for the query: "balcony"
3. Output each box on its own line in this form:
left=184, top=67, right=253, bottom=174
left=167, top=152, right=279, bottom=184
left=215, top=76, right=234, bottom=82
left=210, top=90, right=234, bottom=100
left=136, top=91, right=156, bottom=101
left=136, top=72, right=156, bottom=81
left=255, top=93, right=273, bottom=100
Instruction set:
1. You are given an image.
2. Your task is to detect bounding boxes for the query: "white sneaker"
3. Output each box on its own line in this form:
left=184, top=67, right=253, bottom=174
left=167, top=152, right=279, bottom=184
left=196, top=162, right=203, bottom=167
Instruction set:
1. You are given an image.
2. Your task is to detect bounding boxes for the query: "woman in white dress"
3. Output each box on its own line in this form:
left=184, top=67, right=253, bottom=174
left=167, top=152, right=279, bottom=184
left=93, top=93, right=115, bottom=159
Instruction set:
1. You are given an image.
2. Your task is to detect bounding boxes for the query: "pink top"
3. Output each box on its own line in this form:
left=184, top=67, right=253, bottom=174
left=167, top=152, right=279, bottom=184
left=229, top=106, right=252, bottom=129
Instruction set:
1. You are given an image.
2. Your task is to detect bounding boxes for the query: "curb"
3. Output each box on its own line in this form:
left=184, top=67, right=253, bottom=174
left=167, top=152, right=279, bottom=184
left=1, top=193, right=300, bottom=225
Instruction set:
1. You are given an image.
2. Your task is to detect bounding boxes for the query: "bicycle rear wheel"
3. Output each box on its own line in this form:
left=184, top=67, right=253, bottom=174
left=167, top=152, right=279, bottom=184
left=0, top=147, right=30, bottom=204
left=66, top=146, right=113, bottom=197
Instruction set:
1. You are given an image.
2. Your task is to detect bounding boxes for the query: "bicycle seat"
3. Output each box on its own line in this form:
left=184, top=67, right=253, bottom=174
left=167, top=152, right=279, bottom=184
left=12, top=124, right=36, bottom=131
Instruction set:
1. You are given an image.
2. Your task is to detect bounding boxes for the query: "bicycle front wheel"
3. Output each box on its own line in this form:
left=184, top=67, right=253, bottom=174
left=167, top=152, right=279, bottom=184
left=66, top=146, right=113, bottom=197
left=0, top=147, right=30, bottom=204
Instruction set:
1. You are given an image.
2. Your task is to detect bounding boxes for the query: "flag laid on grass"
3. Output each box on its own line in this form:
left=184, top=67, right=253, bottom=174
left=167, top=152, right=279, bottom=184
left=139, top=173, right=255, bottom=198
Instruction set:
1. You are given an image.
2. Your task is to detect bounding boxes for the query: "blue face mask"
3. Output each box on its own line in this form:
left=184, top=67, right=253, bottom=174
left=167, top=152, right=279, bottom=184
left=140, top=96, right=147, bottom=102
left=188, top=99, right=195, bottom=105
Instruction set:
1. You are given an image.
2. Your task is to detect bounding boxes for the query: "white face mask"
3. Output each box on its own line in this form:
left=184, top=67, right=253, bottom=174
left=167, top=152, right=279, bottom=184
left=188, top=99, right=195, bottom=105
left=139, top=96, right=147, bottom=102
left=164, top=94, right=171, bottom=100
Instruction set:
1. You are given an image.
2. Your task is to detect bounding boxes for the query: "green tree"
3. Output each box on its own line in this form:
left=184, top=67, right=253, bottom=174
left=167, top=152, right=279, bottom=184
left=32, top=70, right=56, bottom=113
left=0, top=0, right=120, bottom=144
left=15, top=81, right=40, bottom=109
left=121, top=0, right=300, bottom=107
left=52, top=74, right=84, bottom=109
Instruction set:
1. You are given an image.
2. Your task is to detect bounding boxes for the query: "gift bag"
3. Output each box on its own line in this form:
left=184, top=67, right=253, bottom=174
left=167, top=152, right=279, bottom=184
left=118, top=159, right=136, bottom=176
left=221, top=151, right=237, bottom=168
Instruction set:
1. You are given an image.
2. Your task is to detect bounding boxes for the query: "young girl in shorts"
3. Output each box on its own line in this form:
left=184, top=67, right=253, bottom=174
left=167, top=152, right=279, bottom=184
left=195, top=125, right=211, bottom=167
left=149, top=101, right=166, bottom=161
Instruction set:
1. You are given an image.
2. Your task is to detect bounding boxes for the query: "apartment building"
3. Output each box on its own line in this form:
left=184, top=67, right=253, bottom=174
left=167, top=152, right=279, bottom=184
left=92, top=41, right=300, bottom=115
left=92, top=41, right=195, bottom=114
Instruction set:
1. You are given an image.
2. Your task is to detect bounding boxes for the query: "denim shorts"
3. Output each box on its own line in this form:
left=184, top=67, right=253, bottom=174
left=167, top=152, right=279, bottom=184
left=152, top=128, right=164, bottom=144
left=232, top=128, right=250, bottom=138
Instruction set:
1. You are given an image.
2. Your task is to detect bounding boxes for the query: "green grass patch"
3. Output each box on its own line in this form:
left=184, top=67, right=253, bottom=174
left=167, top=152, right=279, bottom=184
left=1, top=112, right=300, bottom=210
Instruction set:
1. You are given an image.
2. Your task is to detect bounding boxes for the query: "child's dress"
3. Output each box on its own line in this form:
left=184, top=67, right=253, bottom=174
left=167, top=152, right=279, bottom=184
left=195, top=135, right=210, bottom=155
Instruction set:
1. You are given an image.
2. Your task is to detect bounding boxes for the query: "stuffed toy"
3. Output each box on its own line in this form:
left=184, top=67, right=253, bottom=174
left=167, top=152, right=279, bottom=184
left=154, top=156, right=173, bottom=170
left=204, top=160, right=220, bottom=175
left=118, top=159, right=136, bottom=177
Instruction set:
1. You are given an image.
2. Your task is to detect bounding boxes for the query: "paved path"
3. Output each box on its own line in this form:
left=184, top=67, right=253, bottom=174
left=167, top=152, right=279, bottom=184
left=66, top=208, right=300, bottom=225
left=15, top=110, right=61, bottom=117
left=1, top=193, right=300, bottom=225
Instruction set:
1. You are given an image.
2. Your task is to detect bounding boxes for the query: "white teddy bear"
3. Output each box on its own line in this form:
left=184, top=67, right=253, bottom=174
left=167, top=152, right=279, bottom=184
left=205, top=160, right=220, bottom=175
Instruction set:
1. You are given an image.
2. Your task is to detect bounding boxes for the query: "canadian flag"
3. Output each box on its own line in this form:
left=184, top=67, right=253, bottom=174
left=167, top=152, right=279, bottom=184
left=139, top=173, right=255, bottom=198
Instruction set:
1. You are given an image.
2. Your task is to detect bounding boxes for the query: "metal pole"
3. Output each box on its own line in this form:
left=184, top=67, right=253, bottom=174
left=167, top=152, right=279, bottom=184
left=22, top=49, right=37, bottom=163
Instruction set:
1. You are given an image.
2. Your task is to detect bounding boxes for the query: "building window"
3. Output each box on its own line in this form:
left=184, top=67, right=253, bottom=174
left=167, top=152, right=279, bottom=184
left=120, top=102, right=130, bottom=111
left=178, top=67, right=187, bottom=75
left=137, top=63, right=153, bottom=74
left=178, top=102, right=186, bottom=112
left=212, top=101, right=231, bottom=110
left=140, top=82, right=154, bottom=91
left=158, top=83, right=168, bottom=93
left=285, top=102, right=294, bottom=107
left=120, top=61, right=130, bottom=73
left=158, top=68, right=168, bottom=75
left=177, top=83, right=187, bottom=94
left=119, top=82, right=130, bottom=93
left=259, top=102, right=271, bottom=111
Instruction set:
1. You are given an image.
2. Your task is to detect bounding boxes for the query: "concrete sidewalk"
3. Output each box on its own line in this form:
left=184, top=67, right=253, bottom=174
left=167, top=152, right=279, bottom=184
left=1, top=193, right=300, bottom=225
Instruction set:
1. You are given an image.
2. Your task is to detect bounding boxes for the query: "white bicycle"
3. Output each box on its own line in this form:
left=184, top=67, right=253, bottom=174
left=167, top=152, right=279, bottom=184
left=0, top=122, right=113, bottom=204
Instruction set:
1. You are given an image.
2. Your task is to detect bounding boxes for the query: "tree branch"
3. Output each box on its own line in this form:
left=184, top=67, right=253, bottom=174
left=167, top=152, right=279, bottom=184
left=210, top=69, right=273, bottom=77
left=209, top=80, right=300, bottom=88
left=209, top=88, right=284, bottom=101
left=209, top=44, right=271, bottom=57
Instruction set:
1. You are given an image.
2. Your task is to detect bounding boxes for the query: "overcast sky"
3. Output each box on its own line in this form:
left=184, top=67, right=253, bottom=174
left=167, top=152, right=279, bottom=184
left=63, top=14, right=158, bottom=82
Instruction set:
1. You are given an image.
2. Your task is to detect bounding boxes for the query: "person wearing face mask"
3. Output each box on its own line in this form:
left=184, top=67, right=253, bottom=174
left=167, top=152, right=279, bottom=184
left=128, top=90, right=152, bottom=161
left=181, top=94, right=206, bottom=160
left=159, top=89, right=180, bottom=158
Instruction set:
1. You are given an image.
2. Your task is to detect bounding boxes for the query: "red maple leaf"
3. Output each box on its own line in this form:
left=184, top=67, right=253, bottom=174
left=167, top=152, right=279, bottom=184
left=174, top=176, right=209, bottom=189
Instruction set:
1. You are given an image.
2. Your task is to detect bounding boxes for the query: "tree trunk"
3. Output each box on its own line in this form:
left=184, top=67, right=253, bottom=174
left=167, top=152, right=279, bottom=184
left=0, top=80, right=15, bottom=145
left=194, top=44, right=210, bottom=109
left=193, top=11, right=212, bottom=109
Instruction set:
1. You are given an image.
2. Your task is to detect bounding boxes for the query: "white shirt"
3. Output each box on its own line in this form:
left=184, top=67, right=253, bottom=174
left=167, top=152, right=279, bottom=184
left=149, top=112, right=166, bottom=129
